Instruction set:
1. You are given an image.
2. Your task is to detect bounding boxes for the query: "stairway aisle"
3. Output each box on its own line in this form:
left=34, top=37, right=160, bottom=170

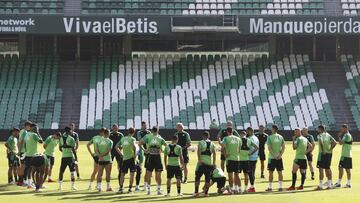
left=57, top=61, right=91, bottom=128
left=311, top=61, right=356, bottom=129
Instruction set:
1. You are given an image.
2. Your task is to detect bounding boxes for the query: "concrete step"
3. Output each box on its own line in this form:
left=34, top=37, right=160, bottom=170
left=311, top=61, right=356, bottom=129
left=57, top=60, right=91, bottom=128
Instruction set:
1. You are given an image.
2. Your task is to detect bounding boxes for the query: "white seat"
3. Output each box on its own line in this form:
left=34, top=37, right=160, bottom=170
left=275, top=9, right=281, bottom=14
left=267, top=3, right=274, bottom=9
left=261, top=10, right=268, bottom=14
left=189, top=3, right=196, bottom=9
left=282, top=9, right=289, bottom=14
left=197, top=10, right=204, bottom=14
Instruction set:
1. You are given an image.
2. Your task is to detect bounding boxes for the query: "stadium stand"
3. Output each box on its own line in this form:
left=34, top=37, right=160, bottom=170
left=0, top=0, right=65, bottom=14
left=342, top=54, right=360, bottom=128
left=79, top=53, right=335, bottom=130
left=0, top=55, right=62, bottom=129
left=80, top=0, right=325, bottom=15
left=341, top=0, right=360, bottom=15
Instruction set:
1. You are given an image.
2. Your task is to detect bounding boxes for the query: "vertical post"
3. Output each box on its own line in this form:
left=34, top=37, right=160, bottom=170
left=313, top=36, right=316, bottom=61
left=54, top=36, right=57, bottom=56
left=100, top=36, right=104, bottom=56
left=77, top=36, right=80, bottom=61
left=336, top=36, right=339, bottom=62
left=222, top=37, right=224, bottom=51
left=32, top=35, right=34, bottom=55
left=268, top=36, right=276, bottom=56
left=123, top=35, right=132, bottom=55
left=18, top=34, right=27, bottom=55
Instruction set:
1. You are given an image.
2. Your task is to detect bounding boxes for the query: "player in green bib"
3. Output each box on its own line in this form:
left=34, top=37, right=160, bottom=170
left=5, top=128, right=20, bottom=184
left=287, top=128, right=313, bottom=191
left=194, top=131, right=216, bottom=198
left=209, top=166, right=227, bottom=194
left=58, top=127, right=77, bottom=191
left=17, top=121, right=32, bottom=186
left=136, top=121, right=151, bottom=191
left=116, top=127, right=137, bottom=193
left=221, top=128, right=242, bottom=194
left=335, top=124, right=353, bottom=188
left=315, top=125, right=336, bottom=190
left=96, top=129, right=113, bottom=192
left=87, top=128, right=105, bottom=190
left=164, top=135, right=184, bottom=196
left=43, top=132, right=61, bottom=182
left=22, top=124, right=43, bottom=188
left=217, top=121, right=240, bottom=171
left=70, top=123, right=81, bottom=180
left=302, top=127, right=316, bottom=180
left=266, top=125, right=285, bottom=192
left=239, top=130, right=258, bottom=193
left=139, top=126, right=167, bottom=195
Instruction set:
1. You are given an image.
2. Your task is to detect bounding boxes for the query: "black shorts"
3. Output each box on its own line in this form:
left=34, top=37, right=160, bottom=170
left=182, top=149, right=189, bottom=164
left=60, top=157, right=75, bottom=173
left=122, top=158, right=136, bottom=174
left=7, top=153, right=20, bottom=167
left=268, top=159, right=284, bottom=171
left=32, top=156, right=45, bottom=168
left=98, top=161, right=111, bottom=166
left=145, top=155, right=163, bottom=172
left=226, top=160, right=240, bottom=173
left=317, top=153, right=332, bottom=169
left=46, top=155, right=55, bottom=166
left=212, top=177, right=226, bottom=189
left=239, top=161, right=249, bottom=173
left=111, top=152, right=123, bottom=163
left=306, top=152, right=313, bottom=162
left=195, top=165, right=213, bottom=183
left=24, top=156, right=33, bottom=167
left=258, top=149, right=266, bottom=161
left=248, top=160, right=257, bottom=172
left=144, top=153, right=149, bottom=168
left=167, top=165, right=182, bottom=179
left=294, top=159, right=307, bottom=170
left=93, top=155, right=99, bottom=164
left=339, top=157, right=352, bottom=169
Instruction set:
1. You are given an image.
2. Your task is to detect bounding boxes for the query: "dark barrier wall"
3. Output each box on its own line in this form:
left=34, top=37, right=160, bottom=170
left=0, top=129, right=357, bottom=142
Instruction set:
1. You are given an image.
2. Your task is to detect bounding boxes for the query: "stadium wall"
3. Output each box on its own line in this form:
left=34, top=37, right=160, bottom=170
left=0, top=129, right=358, bottom=142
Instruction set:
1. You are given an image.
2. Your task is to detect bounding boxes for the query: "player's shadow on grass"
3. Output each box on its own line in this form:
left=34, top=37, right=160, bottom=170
left=134, top=193, right=221, bottom=202
left=109, top=195, right=171, bottom=202
left=60, top=192, right=126, bottom=201
left=0, top=190, right=32, bottom=195
left=34, top=191, right=91, bottom=197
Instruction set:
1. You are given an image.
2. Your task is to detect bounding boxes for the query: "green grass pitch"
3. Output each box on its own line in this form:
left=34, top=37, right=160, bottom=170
left=0, top=142, right=359, bottom=203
